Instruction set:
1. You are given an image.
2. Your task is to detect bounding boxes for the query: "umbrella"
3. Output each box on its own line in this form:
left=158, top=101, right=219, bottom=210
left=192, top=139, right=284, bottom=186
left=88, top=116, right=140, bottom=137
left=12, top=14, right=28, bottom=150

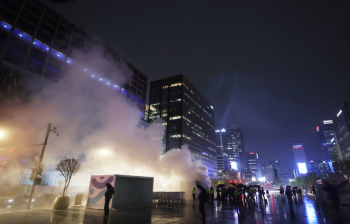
left=322, top=186, right=338, bottom=194
left=293, top=187, right=298, bottom=189
left=237, top=184, right=244, bottom=188
left=217, top=184, right=226, bottom=188
left=196, top=184, right=205, bottom=191
left=253, top=185, right=260, bottom=188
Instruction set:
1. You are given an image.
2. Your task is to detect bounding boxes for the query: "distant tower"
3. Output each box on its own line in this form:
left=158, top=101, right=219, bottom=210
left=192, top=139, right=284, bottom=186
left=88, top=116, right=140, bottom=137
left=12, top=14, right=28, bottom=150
left=316, top=119, right=335, bottom=166
left=291, top=142, right=308, bottom=176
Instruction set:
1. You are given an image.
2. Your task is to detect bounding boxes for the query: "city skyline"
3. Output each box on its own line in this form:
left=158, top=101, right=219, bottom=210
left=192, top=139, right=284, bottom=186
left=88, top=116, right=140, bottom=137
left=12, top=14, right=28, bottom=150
left=43, top=1, right=350, bottom=170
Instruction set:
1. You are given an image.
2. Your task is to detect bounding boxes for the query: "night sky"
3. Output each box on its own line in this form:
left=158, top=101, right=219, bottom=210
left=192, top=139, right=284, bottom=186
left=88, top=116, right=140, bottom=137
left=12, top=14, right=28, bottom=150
left=48, top=1, right=350, bottom=169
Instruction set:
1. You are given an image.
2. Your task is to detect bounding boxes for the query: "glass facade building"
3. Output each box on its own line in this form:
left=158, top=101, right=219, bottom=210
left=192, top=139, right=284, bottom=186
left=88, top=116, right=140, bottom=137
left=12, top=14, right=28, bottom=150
left=148, top=74, right=217, bottom=178
left=291, top=142, right=308, bottom=176
left=334, top=103, right=350, bottom=160
left=215, top=125, right=245, bottom=173
left=316, top=120, right=336, bottom=164
left=0, top=0, right=147, bottom=110
left=245, top=152, right=260, bottom=179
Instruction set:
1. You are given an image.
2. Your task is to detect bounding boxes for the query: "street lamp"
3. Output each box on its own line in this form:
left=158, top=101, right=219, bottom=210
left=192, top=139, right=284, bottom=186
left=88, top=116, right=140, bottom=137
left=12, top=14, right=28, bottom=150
left=0, top=129, right=7, bottom=140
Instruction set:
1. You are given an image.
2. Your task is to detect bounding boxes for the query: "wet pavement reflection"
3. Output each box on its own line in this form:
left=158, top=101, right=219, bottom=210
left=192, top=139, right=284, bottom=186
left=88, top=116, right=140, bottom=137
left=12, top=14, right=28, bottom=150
left=0, top=194, right=349, bottom=223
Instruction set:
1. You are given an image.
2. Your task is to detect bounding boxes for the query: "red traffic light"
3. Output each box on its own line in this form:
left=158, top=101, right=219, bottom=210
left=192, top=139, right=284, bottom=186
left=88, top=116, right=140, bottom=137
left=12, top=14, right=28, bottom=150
left=235, top=180, right=237, bottom=183
left=229, top=180, right=233, bottom=183
left=240, top=180, right=242, bottom=183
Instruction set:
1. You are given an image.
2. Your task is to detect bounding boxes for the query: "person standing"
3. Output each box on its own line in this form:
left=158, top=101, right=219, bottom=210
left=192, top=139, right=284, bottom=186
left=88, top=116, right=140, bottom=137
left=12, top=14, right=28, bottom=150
left=104, top=183, right=114, bottom=217
left=209, top=187, right=214, bottom=201
left=280, top=187, right=284, bottom=195
left=198, top=187, right=209, bottom=220
left=192, top=187, right=196, bottom=201
left=286, top=186, right=293, bottom=204
left=216, top=188, right=221, bottom=199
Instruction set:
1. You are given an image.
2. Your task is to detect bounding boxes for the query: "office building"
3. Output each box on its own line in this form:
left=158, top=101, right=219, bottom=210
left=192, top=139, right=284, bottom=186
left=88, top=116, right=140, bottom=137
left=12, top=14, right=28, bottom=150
left=217, top=152, right=230, bottom=179
left=291, top=142, right=308, bottom=176
left=0, top=0, right=147, bottom=114
left=245, top=152, right=260, bottom=179
left=261, top=164, right=274, bottom=182
left=215, top=125, right=245, bottom=172
left=147, top=74, right=217, bottom=178
left=334, top=103, right=350, bottom=160
left=307, top=160, right=322, bottom=175
left=316, top=119, right=336, bottom=164
left=318, top=161, right=328, bottom=178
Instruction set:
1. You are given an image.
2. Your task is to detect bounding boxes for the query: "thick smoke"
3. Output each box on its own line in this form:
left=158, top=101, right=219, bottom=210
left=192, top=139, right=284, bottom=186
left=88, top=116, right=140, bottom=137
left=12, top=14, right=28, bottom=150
left=0, top=43, right=210, bottom=194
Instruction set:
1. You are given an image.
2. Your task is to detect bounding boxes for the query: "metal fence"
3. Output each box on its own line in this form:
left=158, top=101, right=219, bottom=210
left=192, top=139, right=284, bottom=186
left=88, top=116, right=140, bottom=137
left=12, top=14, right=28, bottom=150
left=153, top=192, right=186, bottom=205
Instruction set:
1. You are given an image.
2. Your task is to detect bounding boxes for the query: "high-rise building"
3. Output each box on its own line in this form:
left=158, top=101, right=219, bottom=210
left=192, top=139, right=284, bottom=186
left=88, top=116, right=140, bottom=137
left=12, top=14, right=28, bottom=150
left=307, top=160, right=322, bottom=175
left=261, top=164, right=274, bottom=182
left=245, top=152, right=260, bottom=179
left=215, top=125, right=245, bottom=172
left=147, top=74, right=217, bottom=178
left=334, top=103, right=350, bottom=160
left=316, top=120, right=336, bottom=164
left=217, top=152, right=230, bottom=179
left=0, top=0, right=147, bottom=113
left=291, top=142, right=308, bottom=176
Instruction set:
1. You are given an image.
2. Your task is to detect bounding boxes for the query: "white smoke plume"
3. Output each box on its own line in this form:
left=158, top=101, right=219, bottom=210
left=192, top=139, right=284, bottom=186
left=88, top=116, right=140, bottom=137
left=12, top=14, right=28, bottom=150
left=0, top=43, right=210, bottom=195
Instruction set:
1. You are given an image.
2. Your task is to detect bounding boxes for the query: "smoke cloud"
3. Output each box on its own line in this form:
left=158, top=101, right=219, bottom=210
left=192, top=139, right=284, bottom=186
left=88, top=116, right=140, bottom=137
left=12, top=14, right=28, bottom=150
left=0, top=42, right=210, bottom=194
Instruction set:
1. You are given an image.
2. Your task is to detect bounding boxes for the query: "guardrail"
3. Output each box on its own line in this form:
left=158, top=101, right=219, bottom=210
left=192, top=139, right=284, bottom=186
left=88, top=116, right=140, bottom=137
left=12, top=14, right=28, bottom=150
left=153, top=192, right=186, bottom=205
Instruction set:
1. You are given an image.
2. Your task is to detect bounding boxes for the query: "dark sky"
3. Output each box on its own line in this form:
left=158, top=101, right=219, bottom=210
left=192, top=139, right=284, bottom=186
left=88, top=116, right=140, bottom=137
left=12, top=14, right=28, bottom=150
left=48, top=1, right=350, bottom=170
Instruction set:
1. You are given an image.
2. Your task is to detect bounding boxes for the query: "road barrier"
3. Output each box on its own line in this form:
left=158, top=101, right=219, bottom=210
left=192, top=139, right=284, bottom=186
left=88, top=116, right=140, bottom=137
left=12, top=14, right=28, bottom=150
left=153, top=192, right=186, bottom=205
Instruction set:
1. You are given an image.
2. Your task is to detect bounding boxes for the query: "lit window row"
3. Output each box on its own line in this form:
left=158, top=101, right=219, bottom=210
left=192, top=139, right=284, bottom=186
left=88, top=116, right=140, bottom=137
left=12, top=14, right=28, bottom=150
left=0, top=20, right=146, bottom=106
left=170, top=83, right=181, bottom=87
left=169, top=116, right=181, bottom=120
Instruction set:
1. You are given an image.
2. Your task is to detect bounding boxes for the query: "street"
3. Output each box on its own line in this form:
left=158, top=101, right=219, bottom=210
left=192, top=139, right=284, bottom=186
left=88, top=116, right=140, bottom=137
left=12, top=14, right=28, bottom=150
left=0, top=193, right=349, bottom=224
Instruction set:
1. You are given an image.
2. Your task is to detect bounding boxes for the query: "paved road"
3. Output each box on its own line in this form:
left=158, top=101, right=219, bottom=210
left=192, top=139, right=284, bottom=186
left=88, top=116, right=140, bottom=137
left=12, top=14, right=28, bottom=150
left=0, top=194, right=349, bottom=224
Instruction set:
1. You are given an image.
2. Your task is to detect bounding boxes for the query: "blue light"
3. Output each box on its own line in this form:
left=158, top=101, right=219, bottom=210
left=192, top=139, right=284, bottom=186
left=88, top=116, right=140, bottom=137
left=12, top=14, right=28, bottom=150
left=107, top=82, right=110, bottom=85
left=91, top=74, right=95, bottom=77
left=99, top=78, right=102, bottom=81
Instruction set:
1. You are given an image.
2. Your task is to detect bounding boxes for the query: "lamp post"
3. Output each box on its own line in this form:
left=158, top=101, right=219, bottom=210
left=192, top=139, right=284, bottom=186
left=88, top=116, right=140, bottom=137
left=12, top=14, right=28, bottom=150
left=26, top=123, right=59, bottom=209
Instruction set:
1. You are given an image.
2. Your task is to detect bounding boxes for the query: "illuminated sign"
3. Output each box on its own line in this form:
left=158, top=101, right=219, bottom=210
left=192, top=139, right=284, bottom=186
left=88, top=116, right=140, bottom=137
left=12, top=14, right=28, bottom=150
left=316, top=126, right=319, bottom=132
left=256, top=153, right=258, bottom=159
left=323, top=120, right=333, bottom=124
left=221, top=129, right=226, bottom=132
left=310, top=160, right=313, bottom=162
left=252, top=177, right=256, bottom=181
left=210, top=105, right=214, bottom=109
left=297, top=163, right=307, bottom=174
left=231, top=161, right=238, bottom=170
left=258, top=177, right=266, bottom=182
left=331, top=138, right=334, bottom=142
left=215, top=130, right=220, bottom=132
left=249, top=152, right=254, bottom=154
left=337, top=110, right=342, bottom=117
left=322, top=143, right=327, bottom=146
left=202, top=152, right=208, bottom=156
left=293, top=145, right=302, bottom=149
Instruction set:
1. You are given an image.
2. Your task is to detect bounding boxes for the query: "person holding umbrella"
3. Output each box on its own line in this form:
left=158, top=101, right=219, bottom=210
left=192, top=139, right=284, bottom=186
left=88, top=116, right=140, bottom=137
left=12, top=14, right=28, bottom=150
left=197, top=185, right=209, bottom=220
left=322, top=186, right=341, bottom=220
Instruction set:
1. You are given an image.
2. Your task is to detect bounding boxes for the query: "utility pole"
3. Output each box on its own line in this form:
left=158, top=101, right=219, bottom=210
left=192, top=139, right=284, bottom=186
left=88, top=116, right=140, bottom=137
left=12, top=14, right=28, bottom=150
left=27, top=123, right=59, bottom=209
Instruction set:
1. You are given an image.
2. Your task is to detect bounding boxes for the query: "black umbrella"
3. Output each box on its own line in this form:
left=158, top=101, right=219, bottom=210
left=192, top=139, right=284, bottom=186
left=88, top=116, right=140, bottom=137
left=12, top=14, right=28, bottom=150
left=197, top=184, right=205, bottom=191
left=293, top=187, right=298, bottom=189
left=237, top=184, right=244, bottom=188
left=216, top=184, right=226, bottom=188
left=322, top=186, right=338, bottom=194
left=253, top=185, right=260, bottom=188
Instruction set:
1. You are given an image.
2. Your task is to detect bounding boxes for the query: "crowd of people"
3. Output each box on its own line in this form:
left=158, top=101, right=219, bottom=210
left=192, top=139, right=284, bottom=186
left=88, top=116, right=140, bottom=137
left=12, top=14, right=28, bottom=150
left=193, top=184, right=270, bottom=221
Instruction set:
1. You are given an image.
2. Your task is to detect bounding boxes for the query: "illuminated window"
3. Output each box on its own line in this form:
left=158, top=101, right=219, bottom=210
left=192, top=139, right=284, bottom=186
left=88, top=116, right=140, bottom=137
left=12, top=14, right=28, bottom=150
left=161, top=113, right=168, bottom=117
left=170, top=134, right=181, bottom=138
left=169, top=116, right=181, bottom=120
left=163, top=85, right=169, bottom=89
left=170, top=83, right=182, bottom=87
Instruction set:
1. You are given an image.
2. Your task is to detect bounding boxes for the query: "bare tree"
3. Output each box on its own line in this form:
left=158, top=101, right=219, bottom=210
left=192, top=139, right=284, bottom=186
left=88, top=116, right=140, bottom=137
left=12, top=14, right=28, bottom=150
left=55, top=158, right=81, bottom=197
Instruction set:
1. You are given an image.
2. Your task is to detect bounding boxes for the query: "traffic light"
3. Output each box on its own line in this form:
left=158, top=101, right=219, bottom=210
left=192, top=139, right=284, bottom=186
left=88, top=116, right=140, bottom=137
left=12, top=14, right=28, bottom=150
left=229, top=180, right=233, bottom=183
left=235, top=180, right=237, bottom=183
left=29, top=163, right=43, bottom=181
left=240, top=180, right=242, bottom=183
